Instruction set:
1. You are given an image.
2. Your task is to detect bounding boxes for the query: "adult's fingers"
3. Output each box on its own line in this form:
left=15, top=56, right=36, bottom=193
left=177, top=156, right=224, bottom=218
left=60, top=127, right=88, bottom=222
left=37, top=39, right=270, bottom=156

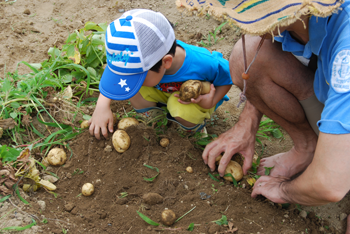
left=242, top=150, right=254, bottom=175
left=218, top=148, right=236, bottom=176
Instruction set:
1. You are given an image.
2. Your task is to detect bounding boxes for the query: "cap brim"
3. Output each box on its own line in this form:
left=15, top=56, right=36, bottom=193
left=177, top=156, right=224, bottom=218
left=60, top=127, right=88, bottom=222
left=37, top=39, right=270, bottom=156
left=99, top=65, right=147, bottom=100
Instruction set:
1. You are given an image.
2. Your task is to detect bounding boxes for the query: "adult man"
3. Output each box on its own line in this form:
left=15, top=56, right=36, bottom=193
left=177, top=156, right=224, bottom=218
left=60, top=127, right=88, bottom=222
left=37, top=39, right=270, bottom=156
left=178, top=0, right=350, bottom=218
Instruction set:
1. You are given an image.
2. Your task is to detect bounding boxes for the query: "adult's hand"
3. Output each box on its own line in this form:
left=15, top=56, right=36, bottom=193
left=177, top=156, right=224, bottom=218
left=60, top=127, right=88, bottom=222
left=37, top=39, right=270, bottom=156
left=202, top=101, right=262, bottom=176
left=251, top=175, right=289, bottom=204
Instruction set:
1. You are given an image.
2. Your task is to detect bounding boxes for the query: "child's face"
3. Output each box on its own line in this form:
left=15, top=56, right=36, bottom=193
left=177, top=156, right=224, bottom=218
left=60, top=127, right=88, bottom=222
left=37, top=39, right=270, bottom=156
left=142, top=69, right=166, bottom=87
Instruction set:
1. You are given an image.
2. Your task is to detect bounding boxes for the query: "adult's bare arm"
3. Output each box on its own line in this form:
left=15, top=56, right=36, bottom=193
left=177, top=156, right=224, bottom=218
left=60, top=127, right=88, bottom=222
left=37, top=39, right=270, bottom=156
left=252, top=132, right=350, bottom=206
left=202, top=100, right=262, bottom=176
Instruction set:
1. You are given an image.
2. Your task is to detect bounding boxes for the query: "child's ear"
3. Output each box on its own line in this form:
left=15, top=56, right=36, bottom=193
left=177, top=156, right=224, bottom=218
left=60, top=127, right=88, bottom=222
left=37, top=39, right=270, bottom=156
left=162, top=55, right=173, bottom=69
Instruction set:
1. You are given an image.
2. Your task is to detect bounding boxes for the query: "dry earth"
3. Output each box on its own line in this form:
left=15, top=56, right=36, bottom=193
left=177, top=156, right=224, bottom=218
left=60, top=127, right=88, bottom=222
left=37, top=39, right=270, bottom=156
left=1, top=0, right=350, bottom=233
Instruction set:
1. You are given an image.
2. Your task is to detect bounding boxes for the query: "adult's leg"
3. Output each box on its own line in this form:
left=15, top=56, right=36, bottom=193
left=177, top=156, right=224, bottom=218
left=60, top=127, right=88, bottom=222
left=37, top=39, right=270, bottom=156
left=230, top=36, right=318, bottom=178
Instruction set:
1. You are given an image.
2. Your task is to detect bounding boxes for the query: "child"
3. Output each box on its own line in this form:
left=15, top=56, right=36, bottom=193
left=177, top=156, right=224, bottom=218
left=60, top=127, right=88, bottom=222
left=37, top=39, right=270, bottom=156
left=89, top=9, right=233, bottom=139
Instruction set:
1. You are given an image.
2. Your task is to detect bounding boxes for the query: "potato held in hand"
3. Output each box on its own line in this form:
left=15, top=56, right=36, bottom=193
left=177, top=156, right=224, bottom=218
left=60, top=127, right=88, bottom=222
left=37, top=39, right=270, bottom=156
left=179, top=80, right=211, bottom=102
left=216, top=155, right=243, bottom=182
left=112, top=130, right=130, bottom=153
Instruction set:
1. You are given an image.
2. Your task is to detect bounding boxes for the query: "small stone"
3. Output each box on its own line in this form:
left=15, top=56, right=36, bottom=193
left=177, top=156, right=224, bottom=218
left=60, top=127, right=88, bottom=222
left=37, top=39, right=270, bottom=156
left=184, top=184, right=189, bottom=190
left=319, top=227, right=325, bottom=232
left=116, top=198, right=128, bottom=205
left=37, top=201, right=46, bottom=211
left=284, top=214, right=289, bottom=218
left=242, top=184, right=246, bottom=189
left=23, top=9, right=31, bottom=15
left=143, top=193, right=164, bottom=205
left=66, top=173, right=72, bottom=179
left=299, top=210, right=307, bottom=219
left=340, top=213, right=347, bottom=221
left=71, top=207, right=78, bottom=215
left=118, top=9, right=125, bottom=13
left=104, top=145, right=112, bottom=152
left=64, top=202, right=75, bottom=212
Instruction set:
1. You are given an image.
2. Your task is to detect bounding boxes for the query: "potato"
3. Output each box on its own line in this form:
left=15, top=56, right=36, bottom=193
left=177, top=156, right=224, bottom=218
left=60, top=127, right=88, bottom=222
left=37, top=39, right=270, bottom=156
left=186, top=166, right=193, bottom=173
left=161, top=209, right=176, bottom=226
left=112, top=130, right=130, bottom=153
left=179, top=80, right=211, bottom=102
left=179, top=80, right=202, bottom=102
left=223, top=161, right=243, bottom=182
left=81, top=120, right=89, bottom=129
left=216, top=155, right=243, bottom=182
left=47, top=148, right=67, bottom=166
left=82, top=183, right=94, bottom=196
left=118, top=117, right=139, bottom=130
left=160, top=138, right=169, bottom=147
left=201, top=81, right=211, bottom=95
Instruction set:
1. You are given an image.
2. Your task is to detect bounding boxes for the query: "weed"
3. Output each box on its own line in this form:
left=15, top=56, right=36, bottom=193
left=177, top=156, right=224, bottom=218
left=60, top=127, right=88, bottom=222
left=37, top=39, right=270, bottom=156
left=72, top=168, right=84, bottom=176
left=198, top=21, right=227, bottom=47
left=41, top=218, right=48, bottom=224
left=118, top=192, right=128, bottom=198
left=211, top=215, right=228, bottom=226
left=211, top=184, right=218, bottom=194
left=205, top=13, right=211, bottom=20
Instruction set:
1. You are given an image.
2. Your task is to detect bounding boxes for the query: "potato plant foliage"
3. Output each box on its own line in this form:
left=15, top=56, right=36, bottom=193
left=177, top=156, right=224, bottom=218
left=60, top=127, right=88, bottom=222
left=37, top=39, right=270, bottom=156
left=0, top=22, right=107, bottom=162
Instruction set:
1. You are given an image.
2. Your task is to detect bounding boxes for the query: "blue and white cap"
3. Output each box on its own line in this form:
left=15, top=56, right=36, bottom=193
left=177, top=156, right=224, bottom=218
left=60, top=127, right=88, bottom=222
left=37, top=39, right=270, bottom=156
left=99, top=9, right=176, bottom=100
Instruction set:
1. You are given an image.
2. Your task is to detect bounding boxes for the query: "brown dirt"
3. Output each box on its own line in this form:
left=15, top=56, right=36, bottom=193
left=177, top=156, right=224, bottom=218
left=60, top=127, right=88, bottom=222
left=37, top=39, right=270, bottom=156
left=1, top=0, right=350, bottom=233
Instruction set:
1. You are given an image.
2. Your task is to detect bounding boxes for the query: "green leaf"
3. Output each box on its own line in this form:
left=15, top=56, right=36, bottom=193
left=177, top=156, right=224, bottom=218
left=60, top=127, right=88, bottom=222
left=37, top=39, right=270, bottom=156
left=9, top=112, right=17, bottom=119
left=2, top=218, right=36, bottom=231
left=212, top=215, right=228, bottom=226
left=15, top=187, right=29, bottom=205
left=84, top=22, right=105, bottom=31
left=224, top=173, right=237, bottom=187
left=187, top=223, right=195, bottom=231
left=264, top=166, right=274, bottom=175
left=66, top=32, right=77, bottom=43
left=136, top=211, right=160, bottom=226
left=208, top=173, right=220, bottom=182
left=142, top=164, right=160, bottom=182
left=272, top=129, right=283, bottom=138
left=83, top=115, right=91, bottom=120
left=66, top=45, right=75, bottom=58
left=0, top=195, right=11, bottom=203
left=0, top=145, right=21, bottom=163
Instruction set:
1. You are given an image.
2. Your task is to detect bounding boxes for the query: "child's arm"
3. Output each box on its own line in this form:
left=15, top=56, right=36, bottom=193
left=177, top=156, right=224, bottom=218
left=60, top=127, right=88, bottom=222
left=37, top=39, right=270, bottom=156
left=175, top=84, right=232, bottom=109
left=88, top=93, right=114, bottom=139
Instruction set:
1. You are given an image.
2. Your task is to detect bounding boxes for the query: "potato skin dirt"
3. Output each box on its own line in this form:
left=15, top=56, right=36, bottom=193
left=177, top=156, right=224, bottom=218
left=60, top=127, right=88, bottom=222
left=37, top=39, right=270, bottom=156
left=179, top=80, right=202, bottom=102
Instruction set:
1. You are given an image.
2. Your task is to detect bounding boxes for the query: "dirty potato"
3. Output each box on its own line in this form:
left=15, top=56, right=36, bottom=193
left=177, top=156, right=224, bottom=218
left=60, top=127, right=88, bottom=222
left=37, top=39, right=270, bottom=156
left=118, top=117, right=139, bottom=130
left=216, top=155, right=243, bottom=182
left=82, top=183, right=94, bottom=196
left=112, top=130, right=130, bottom=153
left=179, top=80, right=202, bottom=102
left=160, top=138, right=170, bottom=147
left=47, top=148, right=67, bottom=166
left=161, top=209, right=176, bottom=226
left=80, top=120, right=89, bottom=129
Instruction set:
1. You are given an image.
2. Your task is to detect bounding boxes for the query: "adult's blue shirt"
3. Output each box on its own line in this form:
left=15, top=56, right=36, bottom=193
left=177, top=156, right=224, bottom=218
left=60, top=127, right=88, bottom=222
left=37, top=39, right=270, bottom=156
left=275, top=0, right=350, bottom=134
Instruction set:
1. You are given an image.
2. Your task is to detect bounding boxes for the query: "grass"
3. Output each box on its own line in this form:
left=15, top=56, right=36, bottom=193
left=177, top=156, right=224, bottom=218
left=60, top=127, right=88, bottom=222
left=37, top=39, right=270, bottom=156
left=198, top=21, right=227, bottom=47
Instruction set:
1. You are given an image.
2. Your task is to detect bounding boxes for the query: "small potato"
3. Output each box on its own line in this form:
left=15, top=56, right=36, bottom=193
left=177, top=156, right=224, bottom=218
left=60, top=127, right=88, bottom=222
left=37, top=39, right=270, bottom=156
left=179, top=80, right=202, bottom=102
left=80, top=120, right=89, bottom=129
left=160, top=138, right=170, bottom=147
left=186, top=166, right=193, bottom=173
left=223, top=161, right=243, bottom=182
left=118, top=117, right=139, bottom=130
left=216, top=156, right=243, bottom=182
left=82, top=183, right=94, bottom=196
left=112, top=130, right=130, bottom=153
left=161, top=209, right=176, bottom=226
left=47, top=148, right=67, bottom=166
left=201, top=81, right=211, bottom=95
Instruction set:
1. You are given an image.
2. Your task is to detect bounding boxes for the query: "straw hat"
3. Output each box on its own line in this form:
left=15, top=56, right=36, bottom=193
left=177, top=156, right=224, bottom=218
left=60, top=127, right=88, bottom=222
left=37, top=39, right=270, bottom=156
left=176, top=0, right=343, bottom=35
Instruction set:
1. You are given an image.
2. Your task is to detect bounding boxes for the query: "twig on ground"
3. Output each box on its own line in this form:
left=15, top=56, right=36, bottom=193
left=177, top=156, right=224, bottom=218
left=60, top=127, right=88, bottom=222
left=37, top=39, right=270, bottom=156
left=243, top=217, right=262, bottom=228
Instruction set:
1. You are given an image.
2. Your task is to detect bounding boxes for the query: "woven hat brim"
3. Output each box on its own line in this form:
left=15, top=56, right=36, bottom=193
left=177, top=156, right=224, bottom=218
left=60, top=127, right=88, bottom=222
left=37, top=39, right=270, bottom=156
left=176, top=0, right=343, bottom=35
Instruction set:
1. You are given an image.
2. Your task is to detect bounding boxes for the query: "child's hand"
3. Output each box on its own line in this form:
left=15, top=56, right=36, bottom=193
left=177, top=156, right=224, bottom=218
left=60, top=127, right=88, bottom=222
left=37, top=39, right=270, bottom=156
left=174, top=84, right=216, bottom=109
left=88, top=94, right=114, bottom=140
